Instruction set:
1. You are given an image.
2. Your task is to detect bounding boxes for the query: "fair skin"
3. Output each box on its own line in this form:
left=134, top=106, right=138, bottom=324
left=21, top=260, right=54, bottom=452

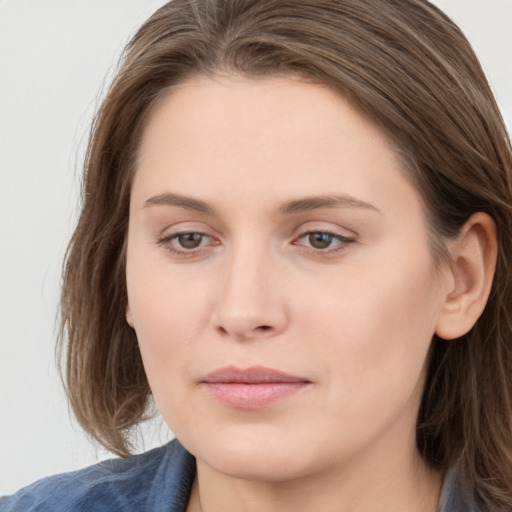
left=125, top=75, right=496, bottom=512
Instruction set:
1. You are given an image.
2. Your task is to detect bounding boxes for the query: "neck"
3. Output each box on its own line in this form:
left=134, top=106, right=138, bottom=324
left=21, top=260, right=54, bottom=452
left=187, top=446, right=442, bottom=512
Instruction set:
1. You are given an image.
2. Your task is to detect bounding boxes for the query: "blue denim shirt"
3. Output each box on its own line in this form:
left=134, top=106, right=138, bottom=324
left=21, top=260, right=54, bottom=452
left=0, top=439, right=479, bottom=511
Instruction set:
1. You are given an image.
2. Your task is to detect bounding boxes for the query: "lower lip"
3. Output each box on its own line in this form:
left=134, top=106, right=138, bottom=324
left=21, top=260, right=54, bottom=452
left=203, top=382, right=309, bottom=409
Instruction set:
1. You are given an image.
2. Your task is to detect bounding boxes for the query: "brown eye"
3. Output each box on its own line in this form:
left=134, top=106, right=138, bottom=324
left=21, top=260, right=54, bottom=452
left=294, top=230, right=355, bottom=254
left=308, top=232, right=335, bottom=249
left=177, top=233, right=205, bottom=249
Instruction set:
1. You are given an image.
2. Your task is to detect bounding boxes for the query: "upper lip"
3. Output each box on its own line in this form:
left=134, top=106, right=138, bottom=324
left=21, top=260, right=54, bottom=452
left=202, top=366, right=310, bottom=384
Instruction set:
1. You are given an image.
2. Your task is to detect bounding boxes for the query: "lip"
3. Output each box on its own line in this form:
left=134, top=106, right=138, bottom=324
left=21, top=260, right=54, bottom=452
left=201, top=366, right=311, bottom=409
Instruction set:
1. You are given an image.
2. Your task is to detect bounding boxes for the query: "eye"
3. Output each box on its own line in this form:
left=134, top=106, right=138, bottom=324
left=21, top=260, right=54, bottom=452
left=157, top=231, right=216, bottom=255
left=175, top=232, right=206, bottom=249
left=306, top=232, right=337, bottom=249
left=295, top=231, right=354, bottom=252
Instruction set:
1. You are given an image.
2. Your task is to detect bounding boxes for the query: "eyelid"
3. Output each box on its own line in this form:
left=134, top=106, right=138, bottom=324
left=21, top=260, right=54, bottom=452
left=156, top=223, right=221, bottom=257
left=291, top=224, right=357, bottom=255
left=292, top=221, right=357, bottom=239
left=154, top=221, right=357, bottom=257
left=156, top=220, right=219, bottom=241
left=296, top=230, right=354, bottom=245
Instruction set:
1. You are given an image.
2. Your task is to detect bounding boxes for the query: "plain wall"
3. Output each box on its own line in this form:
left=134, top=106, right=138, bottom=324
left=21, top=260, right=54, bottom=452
left=1, top=0, right=511, bottom=495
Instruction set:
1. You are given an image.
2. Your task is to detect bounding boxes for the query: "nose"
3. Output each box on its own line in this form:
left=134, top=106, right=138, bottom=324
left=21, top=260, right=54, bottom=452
left=212, top=243, right=288, bottom=341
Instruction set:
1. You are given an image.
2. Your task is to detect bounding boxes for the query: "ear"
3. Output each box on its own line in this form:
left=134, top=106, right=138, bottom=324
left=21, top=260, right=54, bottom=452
left=126, top=302, right=134, bottom=328
left=435, top=212, right=497, bottom=340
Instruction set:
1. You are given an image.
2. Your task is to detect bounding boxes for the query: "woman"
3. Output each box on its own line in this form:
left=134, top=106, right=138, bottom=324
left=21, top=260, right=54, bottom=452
left=2, top=0, right=511, bottom=510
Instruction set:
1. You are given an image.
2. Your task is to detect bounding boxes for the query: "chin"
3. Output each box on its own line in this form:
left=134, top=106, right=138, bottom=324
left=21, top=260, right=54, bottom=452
left=209, top=449, right=310, bottom=482
left=183, top=425, right=316, bottom=482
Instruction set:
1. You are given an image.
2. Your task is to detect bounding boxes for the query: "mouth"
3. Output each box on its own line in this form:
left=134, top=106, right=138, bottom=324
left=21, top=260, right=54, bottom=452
left=201, top=366, right=311, bottom=409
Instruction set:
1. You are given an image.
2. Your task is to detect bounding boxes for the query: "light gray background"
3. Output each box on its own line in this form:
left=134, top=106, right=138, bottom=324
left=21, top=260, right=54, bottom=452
left=1, top=0, right=511, bottom=495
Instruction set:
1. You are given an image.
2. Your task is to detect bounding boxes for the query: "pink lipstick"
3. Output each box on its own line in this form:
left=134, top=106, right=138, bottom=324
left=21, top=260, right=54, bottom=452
left=202, top=366, right=311, bottom=409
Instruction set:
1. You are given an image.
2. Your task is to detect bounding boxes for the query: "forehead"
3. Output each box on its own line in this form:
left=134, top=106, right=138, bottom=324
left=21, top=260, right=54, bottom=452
left=139, top=74, right=391, bottom=156
left=133, top=74, right=420, bottom=220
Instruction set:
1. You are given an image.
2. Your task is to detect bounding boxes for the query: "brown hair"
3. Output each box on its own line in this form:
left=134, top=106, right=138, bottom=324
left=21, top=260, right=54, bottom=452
left=58, top=1, right=512, bottom=509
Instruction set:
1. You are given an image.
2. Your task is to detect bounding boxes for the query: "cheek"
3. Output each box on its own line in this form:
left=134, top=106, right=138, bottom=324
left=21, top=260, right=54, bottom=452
left=127, top=230, right=214, bottom=337
left=125, top=249, right=215, bottom=399
left=301, top=254, right=441, bottom=411
left=126, top=279, right=209, bottom=430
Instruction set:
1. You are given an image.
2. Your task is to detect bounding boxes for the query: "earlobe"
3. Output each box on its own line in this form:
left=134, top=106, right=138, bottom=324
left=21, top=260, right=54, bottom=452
left=126, top=303, right=134, bottom=328
left=435, top=212, right=497, bottom=340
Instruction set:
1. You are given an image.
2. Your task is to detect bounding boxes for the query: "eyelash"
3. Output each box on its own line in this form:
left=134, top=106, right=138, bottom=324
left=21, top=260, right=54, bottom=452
left=294, top=231, right=355, bottom=254
left=157, top=231, right=215, bottom=257
left=156, top=230, right=355, bottom=257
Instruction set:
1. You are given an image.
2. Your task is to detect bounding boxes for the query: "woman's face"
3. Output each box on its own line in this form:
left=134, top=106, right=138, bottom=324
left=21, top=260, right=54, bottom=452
left=126, top=75, right=450, bottom=481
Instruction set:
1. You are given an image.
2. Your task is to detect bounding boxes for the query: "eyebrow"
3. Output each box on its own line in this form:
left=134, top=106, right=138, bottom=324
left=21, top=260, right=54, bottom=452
left=279, top=194, right=381, bottom=215
left=144, top=193, right=213, bottom=214
left=143, top=192, right=381, bottom=215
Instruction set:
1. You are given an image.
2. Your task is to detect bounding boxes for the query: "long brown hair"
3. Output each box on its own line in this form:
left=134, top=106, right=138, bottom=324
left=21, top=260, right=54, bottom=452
left=58, top=1, right=512, bottom=509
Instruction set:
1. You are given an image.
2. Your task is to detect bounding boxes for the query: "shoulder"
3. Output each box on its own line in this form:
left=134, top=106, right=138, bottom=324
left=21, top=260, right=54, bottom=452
left=439, top=466, right=481, bottom=512
left=0, top=439, right=195, bottom=512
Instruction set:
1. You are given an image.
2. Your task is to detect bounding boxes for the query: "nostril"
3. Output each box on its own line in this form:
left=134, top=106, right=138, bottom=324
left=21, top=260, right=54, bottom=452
left=215, top=323, right=273, bottom=339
